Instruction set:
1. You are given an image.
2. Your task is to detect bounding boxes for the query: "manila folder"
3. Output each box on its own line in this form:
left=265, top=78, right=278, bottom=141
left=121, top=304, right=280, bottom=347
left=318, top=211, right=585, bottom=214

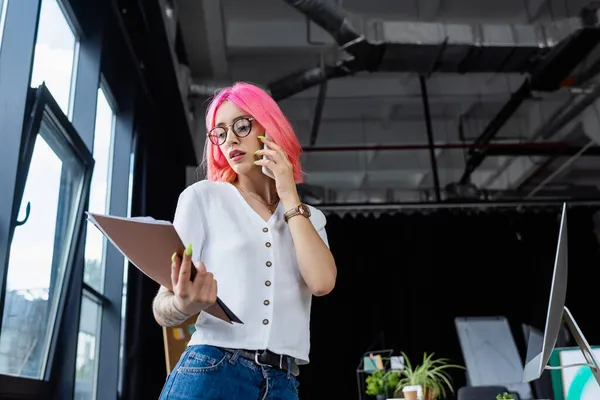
left=86, top=212, right=242, bottom=324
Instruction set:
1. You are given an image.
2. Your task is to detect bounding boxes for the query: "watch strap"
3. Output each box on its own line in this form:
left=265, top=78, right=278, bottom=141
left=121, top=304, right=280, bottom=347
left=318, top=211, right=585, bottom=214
left=284, top=204, right=311, bottom=223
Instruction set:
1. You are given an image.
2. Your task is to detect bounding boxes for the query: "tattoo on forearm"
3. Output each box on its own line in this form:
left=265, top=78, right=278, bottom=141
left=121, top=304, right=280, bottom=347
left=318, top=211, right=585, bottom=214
left=152, top=290, right=191, bottom=327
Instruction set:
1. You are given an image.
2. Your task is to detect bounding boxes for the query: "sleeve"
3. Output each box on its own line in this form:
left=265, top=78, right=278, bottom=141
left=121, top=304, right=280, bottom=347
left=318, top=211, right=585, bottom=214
left=309, top=206, right=329, bottom=249
left=172, top=185, right=206, bottom=263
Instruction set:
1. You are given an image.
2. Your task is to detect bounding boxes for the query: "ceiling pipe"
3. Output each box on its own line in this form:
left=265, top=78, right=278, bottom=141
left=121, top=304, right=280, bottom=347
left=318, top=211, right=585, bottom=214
left=536, top=83, right=600, bottom=140
left=269, top=61, right=354, bottom=101
left=484, top=82, right=600, bottom=191
left=309, top=69, right=328, bottom=146
left=273, top=0, right=600, bottom=101
left=526, top=140, right=596, bottom=198
left=301, top=141, right=600, bottom=156
left=459, top=27, right=600, bottom=184
left=459, top=80, right=532, bottom=183
left=281, top=0, right=363, bottom=53
left=270, top=0, right=384, bottom=101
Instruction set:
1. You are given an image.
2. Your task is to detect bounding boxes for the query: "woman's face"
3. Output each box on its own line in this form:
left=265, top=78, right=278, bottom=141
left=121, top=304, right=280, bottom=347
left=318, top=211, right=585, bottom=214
left=211, top=100, right=265, bottom=177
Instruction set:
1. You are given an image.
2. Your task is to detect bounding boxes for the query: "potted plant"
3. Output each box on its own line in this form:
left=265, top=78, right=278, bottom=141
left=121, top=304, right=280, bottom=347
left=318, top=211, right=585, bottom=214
left=365, top=369, right=400, bottom=400
left=394, top=352, right=464, bottom=400
left=496, top=392, right=515, bottom=400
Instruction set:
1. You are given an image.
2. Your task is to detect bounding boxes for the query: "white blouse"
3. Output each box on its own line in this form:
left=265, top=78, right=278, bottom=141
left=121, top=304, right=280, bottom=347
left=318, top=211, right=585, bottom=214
left=172, top=180, right=329, bottom=364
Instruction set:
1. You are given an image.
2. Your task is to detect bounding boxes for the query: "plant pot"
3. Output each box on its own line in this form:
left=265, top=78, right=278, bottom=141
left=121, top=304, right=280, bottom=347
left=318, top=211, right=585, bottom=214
left=423, top=388, right=436, bottom=400
left=376, top=394, right=387, bottom=400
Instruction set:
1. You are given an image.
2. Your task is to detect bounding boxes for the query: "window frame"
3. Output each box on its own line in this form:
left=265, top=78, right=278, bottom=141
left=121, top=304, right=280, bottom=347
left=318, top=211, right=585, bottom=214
left=89, top=76, right=135, bottom=400
left=24, top=84, right=96, bottom=380
left=0, top=0, right=178, bottom=397
left=82, top=81, right=117, bottom=296
left=0, top=83, right=95, bottom=395
left=74, top=81, right=115, bottom=400
left=0, top=2, right=41, bottom=397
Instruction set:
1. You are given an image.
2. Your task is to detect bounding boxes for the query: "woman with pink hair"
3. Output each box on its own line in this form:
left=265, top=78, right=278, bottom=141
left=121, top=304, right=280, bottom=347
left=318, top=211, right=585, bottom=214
left=153, top=82, right=337, bottom=399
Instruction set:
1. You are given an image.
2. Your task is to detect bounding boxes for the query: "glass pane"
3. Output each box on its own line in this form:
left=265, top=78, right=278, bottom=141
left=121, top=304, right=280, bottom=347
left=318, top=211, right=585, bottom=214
left=30, top=0, right=77, bottom=116
left=118, top=150, right=135, bottom=395
left=0, top=115, right=86, bottom=379
left=0, top=0, right=8, bottom=50
left=74, top=294, right=101, bottom=400
left=83, top=88, right=115, bottom=293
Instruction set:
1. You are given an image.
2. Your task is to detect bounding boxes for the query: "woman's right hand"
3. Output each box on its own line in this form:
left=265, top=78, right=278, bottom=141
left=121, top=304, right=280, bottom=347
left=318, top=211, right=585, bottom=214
left=170, top=243, right=218, bottom=316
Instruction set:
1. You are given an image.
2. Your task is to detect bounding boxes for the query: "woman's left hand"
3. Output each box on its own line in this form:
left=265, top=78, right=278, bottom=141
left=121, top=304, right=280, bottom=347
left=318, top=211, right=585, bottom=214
left=254, top=136, right=299, bottom=204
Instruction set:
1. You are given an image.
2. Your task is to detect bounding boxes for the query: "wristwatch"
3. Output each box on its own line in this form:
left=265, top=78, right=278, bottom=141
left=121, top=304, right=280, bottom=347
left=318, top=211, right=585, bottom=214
left=284, top=203, right=311, bottom=223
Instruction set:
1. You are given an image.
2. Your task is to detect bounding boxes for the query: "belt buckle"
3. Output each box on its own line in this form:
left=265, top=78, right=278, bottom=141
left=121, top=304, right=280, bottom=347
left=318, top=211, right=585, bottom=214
left=254, top=350, right=284, bottom=370
left=254, top=350, right=271, bottom=367
left=254, top=350, right=267, bottom=366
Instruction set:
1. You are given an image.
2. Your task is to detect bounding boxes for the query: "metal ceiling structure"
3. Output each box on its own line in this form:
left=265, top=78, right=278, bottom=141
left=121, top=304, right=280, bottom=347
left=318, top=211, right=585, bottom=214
left=163, top=0, right=600, bottom=205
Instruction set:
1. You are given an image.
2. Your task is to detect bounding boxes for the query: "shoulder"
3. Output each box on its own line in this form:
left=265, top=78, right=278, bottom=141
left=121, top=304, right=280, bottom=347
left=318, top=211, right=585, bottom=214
left=180, top=179, right=230, bottom=201
left=307, top=204, right=327, bottom=228
left=175, top=180, right=231, bottom=218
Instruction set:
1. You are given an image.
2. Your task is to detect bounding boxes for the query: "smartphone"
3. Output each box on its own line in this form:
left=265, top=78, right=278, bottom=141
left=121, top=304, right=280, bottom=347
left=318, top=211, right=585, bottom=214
left=262, top=132, right=275, bottom=180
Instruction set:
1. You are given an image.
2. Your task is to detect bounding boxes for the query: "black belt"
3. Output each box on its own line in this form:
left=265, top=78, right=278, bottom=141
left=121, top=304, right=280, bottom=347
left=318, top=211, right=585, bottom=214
left=222, top=348, right=299, bottom=376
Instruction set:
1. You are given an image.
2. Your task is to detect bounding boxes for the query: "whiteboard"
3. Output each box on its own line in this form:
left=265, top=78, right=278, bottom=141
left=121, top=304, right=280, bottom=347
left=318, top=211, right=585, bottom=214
left=455, top=316, right=533, bottom=399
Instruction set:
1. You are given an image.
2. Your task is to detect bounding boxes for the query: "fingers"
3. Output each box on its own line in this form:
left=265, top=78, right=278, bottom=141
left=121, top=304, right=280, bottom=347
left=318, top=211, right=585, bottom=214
left=253, top=158, right=275, bottom=170
left=195, top=269, right=217, bottom=305
left=255, top=148, right=278, bottom=159
left=170, top=252, right=181, bottom=287
left=259, top=135, right=280, bottom=150
left=191, top=261, right=217, bottom=305
left=259, top=137, right=291, bottom=166
left=178, top=243, right=193, bottom=286
left=195, top=261, right=207, bottom=273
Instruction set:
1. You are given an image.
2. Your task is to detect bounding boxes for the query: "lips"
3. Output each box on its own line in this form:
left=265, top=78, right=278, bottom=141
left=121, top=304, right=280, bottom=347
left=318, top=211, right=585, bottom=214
left=229, top=149, right=246, bottom=159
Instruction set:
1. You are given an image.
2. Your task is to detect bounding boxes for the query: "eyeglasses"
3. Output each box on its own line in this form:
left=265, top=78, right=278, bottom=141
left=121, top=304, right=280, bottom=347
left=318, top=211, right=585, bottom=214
left=207, top=117, right=255, bottom=146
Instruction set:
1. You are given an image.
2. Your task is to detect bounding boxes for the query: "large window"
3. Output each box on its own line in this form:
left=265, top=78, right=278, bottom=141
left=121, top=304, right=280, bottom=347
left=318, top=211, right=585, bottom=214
left=1, top=0, right=139, bottom=398
left=83, top=88, right=115, bottom=293
left=0, top=85, right=94, bottom=379
left=74, top=86, right=116, bottom=400
left=30, top=0, right=78, bottom=117
left=0, top=0, right=85, bottom=381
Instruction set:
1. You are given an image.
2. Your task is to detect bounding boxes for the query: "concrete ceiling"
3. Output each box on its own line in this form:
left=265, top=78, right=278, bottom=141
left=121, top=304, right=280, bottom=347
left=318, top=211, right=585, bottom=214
left=171, top=0, right=600, bottom=203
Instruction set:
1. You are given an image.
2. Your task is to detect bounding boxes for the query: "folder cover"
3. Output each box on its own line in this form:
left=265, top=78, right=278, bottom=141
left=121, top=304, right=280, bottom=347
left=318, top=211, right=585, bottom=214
left=86, top=212, right=242, bottom=324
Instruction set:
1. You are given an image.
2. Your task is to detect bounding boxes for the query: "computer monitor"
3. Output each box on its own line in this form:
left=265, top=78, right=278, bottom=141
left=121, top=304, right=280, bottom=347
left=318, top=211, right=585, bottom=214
left=549, top=346, right=600, bottom=399
left=522, top=203, right=600, bottom=389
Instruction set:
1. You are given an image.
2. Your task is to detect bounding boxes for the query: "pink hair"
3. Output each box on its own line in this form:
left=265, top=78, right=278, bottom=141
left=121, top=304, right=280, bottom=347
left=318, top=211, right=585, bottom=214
left=203, top=82, right=304, bottom=183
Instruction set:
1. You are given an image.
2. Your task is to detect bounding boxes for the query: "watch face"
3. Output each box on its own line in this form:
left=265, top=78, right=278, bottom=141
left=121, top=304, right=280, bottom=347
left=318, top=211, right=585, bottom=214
left=299, top=204, right=311, bottom=217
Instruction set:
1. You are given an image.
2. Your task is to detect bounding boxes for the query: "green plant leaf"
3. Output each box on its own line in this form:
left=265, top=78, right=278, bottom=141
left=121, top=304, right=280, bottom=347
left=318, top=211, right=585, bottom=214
left=394, top=352, right=465, bottom=399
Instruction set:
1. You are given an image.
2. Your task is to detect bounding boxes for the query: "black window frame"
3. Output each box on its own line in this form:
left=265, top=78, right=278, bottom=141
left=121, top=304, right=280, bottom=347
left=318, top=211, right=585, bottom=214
left=0, top=83, right=95, bottom=396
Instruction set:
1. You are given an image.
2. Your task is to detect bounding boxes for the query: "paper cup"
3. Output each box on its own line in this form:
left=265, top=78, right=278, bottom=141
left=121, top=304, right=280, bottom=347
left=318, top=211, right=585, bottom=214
left=402, top=385, right=421, bottom=400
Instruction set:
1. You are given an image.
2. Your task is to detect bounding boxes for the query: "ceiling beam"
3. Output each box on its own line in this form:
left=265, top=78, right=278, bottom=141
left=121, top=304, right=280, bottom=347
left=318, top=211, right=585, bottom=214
left=202, top=0, right=229, bottom=78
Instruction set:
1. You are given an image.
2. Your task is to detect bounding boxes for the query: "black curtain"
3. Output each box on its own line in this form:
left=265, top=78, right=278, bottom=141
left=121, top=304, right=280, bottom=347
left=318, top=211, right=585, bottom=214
left=300, top=205, right=600, bottom=400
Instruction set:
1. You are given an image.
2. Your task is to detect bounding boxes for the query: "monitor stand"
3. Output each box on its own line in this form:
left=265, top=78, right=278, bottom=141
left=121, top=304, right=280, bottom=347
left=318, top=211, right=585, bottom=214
left=545, top=306, right=600, bottom=387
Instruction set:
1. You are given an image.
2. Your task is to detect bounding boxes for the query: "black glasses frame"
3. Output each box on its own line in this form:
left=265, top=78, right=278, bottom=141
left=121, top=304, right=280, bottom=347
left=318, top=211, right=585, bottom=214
left=207, top=116, right=255, bottom=146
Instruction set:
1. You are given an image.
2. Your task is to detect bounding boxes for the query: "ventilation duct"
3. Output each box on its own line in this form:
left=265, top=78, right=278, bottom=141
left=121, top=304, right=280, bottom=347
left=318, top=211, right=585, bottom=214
left=272, top=0, right=600, bottom=101
left=459, top=27, right=600, bottom=184
left=276, top=0, right=600, bottom=190
left=281, top=0, right=363, bottom=52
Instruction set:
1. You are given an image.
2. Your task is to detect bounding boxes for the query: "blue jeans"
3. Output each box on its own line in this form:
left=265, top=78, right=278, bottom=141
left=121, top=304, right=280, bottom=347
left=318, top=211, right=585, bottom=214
left=158, top=345, right=300, bottom=400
